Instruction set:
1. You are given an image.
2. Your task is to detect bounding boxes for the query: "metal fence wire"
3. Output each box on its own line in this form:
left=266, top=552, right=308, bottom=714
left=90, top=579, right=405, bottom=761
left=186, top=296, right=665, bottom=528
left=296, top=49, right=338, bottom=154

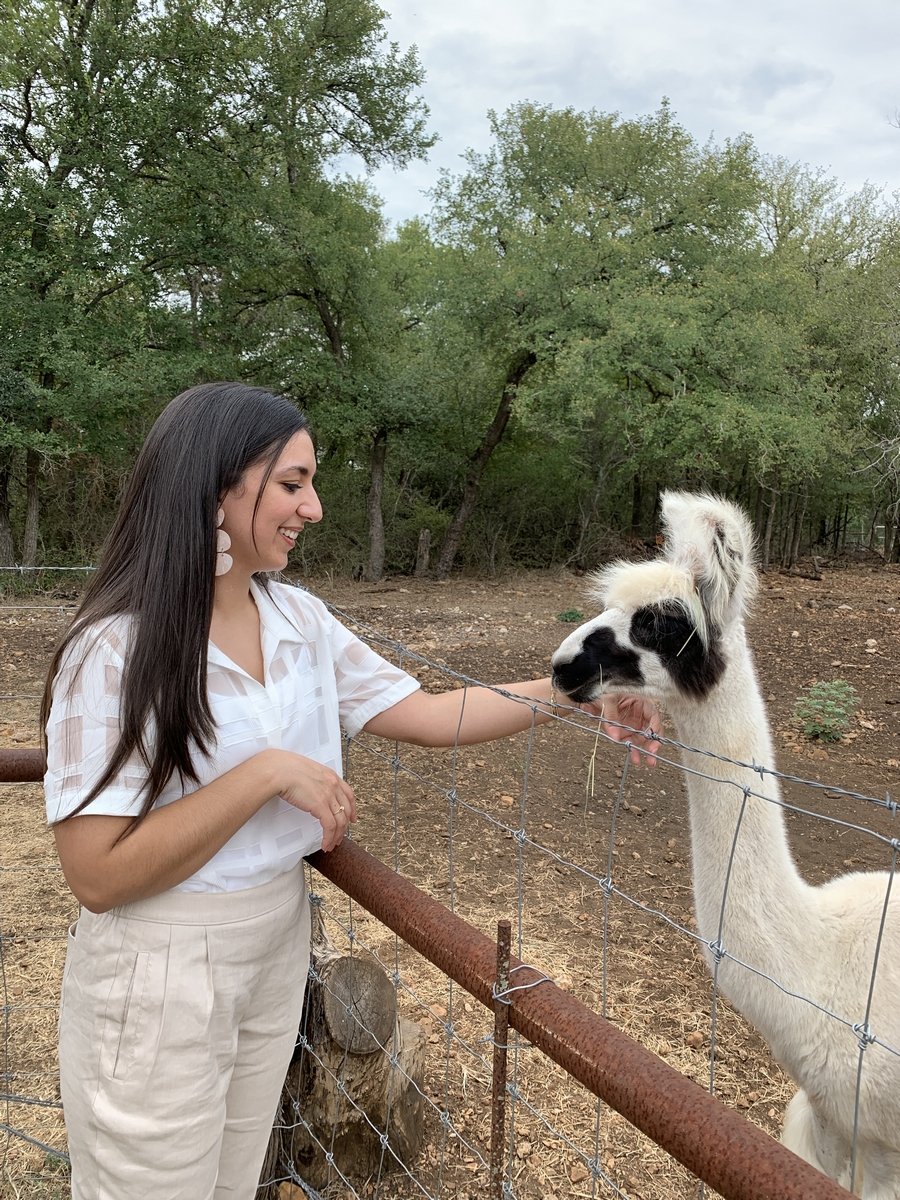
left=1, top=590, right=895, bottom=1199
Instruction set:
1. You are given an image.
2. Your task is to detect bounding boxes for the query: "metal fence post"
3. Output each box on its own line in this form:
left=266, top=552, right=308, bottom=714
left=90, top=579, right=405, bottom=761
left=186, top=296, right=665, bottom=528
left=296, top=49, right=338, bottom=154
left=490, top=918, right=511, bottom=1200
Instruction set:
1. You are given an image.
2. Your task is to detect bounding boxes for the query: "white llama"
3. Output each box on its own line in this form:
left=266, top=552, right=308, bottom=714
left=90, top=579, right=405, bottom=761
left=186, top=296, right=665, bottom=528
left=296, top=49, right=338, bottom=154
left=551, top=491, right=900, bottom=1199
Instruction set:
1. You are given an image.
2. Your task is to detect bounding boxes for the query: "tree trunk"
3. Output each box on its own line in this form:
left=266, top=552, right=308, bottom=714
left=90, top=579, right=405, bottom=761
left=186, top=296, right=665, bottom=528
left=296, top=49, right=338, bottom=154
left=883, top=500, right=894, bottom=565
left=414, top=528, right=431, bottom=577
left=0, top=456, right=17, bottom=566
left=753, top=484, right=765, bottom=541
left=22, top=448, right=40, bottom=568
left=433, top=349, right=536, bottom=579
left=777, top=491, right=794, bottom=567
left=788, top=484, right=807, bottom=569
left=363, top=429, right=387, bottom=583
left=630, top=475, right=643, bottom=538
left=761, top=487, right=777, bottom=573
left=867, top=507, right=880, bottom=553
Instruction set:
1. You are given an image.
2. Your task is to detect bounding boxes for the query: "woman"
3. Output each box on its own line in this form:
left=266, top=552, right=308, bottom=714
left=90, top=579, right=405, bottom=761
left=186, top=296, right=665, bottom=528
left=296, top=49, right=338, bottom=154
left=43, top=382, right=659, bottom=1200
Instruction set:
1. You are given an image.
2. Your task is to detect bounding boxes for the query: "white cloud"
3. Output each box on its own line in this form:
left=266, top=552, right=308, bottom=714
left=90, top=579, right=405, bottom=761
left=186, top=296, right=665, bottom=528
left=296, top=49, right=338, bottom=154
left=363, top=0, right=900, bottom=225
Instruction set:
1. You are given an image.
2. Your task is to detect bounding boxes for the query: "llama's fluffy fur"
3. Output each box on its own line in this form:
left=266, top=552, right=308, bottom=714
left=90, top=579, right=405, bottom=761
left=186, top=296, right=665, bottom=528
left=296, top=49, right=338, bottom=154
left=552, top=491, right=900, bottom=1199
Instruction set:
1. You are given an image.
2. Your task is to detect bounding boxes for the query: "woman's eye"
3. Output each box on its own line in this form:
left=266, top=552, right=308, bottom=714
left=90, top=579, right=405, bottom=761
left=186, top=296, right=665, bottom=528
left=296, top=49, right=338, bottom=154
left=283, top=483, right=301, bottom=493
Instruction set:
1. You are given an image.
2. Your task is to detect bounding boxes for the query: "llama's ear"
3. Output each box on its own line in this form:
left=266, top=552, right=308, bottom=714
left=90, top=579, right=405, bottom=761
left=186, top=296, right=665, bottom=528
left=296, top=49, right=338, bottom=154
left=659, top=491, right=756, bottom=631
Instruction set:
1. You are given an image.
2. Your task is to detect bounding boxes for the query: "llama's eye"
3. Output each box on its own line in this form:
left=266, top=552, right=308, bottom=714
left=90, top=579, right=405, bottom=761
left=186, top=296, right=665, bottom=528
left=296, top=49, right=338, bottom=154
left=632, top=606, right=695, bottom=655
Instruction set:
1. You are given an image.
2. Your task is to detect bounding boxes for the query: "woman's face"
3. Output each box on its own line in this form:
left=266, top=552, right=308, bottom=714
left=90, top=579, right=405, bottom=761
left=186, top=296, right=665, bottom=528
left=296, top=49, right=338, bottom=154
left=219, top=430, right=323, bottom=576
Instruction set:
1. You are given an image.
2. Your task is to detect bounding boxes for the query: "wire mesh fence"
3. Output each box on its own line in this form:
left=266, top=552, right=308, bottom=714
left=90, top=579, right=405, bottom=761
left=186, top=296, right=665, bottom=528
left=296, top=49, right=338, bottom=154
left=2, top=589, right=895, bottom=1199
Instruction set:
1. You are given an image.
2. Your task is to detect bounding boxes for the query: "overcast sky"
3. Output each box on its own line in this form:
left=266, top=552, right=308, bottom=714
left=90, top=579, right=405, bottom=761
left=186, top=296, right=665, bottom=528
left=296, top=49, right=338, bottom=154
left=359, top=0, right=900, bottom=228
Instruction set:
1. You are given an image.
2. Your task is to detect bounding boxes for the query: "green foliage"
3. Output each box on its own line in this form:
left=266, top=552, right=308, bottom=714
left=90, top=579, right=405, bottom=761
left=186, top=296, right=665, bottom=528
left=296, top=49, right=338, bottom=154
left=556, top=610, right=585, bottom=623
left=792, top=680, right=860, bottom=742
left=0, top=0, right=432, bottom=563
left=0, top=4, right=898, bottom=579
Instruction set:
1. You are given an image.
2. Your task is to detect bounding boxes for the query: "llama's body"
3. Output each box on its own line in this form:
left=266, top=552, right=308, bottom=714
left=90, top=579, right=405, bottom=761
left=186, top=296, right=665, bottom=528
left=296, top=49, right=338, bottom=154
left=551, top=492, right=900, bottom=1199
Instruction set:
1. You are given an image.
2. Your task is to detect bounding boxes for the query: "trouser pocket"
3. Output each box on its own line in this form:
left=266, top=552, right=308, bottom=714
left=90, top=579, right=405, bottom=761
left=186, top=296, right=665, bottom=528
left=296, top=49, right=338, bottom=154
left=111, top=950, right=151, bottom=1080
left=57, top=920, right=79, bottom=1037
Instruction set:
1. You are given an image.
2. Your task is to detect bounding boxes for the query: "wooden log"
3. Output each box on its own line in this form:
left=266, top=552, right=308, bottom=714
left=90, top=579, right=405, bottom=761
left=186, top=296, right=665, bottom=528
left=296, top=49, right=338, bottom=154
left=257, top=907, right=427, bottom=1197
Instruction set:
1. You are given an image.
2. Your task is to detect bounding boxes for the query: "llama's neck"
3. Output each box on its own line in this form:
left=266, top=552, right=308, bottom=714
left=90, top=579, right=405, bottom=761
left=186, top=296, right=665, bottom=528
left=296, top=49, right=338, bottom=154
left=666, top=624, right=821, bottom=1042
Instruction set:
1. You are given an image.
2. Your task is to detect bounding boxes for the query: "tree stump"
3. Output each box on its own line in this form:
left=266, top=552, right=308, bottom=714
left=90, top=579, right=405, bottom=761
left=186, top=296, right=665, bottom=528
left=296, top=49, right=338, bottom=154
left=414, top=528, right=431, bottom=577
left=257, top=907, right=427, bottom=1197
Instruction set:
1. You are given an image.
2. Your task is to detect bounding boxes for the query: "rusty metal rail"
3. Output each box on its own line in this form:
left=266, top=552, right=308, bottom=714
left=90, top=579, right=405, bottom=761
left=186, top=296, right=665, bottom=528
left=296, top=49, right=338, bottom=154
left=309, top=839, right=852, bottom=1200
left=3, top=747, right=851, bottom=1200
left=0, top=747, right=46, bottom=782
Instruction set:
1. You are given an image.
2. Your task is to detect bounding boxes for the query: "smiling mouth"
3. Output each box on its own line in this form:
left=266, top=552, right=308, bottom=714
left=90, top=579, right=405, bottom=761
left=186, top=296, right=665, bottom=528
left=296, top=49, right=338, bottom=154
left=278, top=527, right=301, bottom=544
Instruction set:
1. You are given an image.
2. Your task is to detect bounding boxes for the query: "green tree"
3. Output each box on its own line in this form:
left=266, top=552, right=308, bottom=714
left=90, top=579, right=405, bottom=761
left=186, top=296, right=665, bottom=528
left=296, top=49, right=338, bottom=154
left=0, top=0, right=431, bottom=562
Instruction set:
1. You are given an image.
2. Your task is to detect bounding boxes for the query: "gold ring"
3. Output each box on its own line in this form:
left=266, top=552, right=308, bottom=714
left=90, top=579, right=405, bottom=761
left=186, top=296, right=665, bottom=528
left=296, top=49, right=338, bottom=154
left=335, top=805, right=345, bottom=814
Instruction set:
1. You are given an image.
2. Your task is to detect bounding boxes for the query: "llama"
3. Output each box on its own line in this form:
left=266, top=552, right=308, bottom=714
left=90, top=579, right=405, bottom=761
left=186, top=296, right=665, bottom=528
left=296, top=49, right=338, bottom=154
left=551, top=491, right=900, bottom=1199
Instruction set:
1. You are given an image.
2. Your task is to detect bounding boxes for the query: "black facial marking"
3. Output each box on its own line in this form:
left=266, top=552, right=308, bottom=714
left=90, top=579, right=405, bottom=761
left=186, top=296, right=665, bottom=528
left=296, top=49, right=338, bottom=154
left=630, top=602, right=726, bottom=697
left=553, top=626, right=644, bottom=703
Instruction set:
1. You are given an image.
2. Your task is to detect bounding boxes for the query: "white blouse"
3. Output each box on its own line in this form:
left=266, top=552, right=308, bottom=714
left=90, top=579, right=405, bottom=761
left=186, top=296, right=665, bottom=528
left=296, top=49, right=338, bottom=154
left=44, top=581, right=418, bottom=892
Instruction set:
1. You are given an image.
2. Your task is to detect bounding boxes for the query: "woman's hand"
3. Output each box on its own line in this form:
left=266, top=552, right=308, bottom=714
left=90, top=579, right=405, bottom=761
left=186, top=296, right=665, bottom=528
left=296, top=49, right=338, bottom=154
left=267, top=750, right=357, bottom=851
left=579, top=693, right=662, bottom=767
left=53, top=749, right=359, bottom=912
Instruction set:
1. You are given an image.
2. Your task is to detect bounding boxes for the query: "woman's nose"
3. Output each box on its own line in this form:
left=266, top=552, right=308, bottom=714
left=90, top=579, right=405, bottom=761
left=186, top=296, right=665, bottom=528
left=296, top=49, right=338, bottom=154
left=301, top=486, right=323, bottom=524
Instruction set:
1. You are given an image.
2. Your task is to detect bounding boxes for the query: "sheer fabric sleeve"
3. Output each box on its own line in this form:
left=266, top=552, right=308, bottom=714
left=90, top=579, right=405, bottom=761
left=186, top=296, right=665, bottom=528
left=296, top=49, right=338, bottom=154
left=44, top=620, right=150, bottom=823
left=331, top=620, right=420, bottom=737
left=278, top=587, right=419, bottom=738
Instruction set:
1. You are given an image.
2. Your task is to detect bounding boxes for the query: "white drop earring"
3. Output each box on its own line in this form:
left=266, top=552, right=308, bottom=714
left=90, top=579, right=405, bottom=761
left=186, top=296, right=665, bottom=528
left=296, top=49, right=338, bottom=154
left=216, top=507, right=233, bottom=576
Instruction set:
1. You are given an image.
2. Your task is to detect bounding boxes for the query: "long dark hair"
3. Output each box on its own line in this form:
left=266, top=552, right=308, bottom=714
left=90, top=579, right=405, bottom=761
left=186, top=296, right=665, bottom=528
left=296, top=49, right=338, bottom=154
left=41, top=382, right=309, bottom=826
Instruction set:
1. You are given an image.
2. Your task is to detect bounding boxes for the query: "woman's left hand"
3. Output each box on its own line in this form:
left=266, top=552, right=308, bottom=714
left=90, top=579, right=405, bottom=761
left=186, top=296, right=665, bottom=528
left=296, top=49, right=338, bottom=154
left=579, top=693, right=662, bottom=767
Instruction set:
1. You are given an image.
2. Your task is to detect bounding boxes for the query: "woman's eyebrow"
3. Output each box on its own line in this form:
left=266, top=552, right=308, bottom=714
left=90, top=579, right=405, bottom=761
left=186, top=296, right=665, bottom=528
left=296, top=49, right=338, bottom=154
left=274, top=464, right=312, bottom=477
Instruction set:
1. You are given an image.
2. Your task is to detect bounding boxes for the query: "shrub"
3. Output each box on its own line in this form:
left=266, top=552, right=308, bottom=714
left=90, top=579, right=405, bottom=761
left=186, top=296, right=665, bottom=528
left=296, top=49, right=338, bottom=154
left=792, top=680, right=859, bottom=742
left=556, top=609, right=585, bottom=623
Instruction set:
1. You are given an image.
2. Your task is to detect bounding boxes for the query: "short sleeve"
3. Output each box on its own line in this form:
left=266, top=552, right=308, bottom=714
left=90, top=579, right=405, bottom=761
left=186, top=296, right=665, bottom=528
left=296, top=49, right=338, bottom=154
left=274, top=586, right=419, bottom=738
left=44, top=619, right=150, bottom=823
left=330, top=619, right=421, bottom=737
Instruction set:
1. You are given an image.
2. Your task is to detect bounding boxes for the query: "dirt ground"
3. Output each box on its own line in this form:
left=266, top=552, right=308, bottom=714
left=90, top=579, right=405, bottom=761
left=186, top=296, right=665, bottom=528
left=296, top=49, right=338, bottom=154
left=1, top=561, right=898, bottom=1199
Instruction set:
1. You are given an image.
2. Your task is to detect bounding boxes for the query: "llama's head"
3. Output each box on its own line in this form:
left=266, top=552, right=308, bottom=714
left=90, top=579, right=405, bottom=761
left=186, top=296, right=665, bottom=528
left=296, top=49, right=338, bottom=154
left=552, top=491, right=756, bottom=704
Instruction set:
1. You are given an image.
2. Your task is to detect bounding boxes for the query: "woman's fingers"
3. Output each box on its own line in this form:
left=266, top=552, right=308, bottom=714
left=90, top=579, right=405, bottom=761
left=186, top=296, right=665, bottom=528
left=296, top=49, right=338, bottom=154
left=615, top=696, right=661, bottom=767
left=580, top=694, right=662, bottom=767
left=273, top=753, right=357, bottom=851
left=337, top=776, right=358, bottom=824
left=321, top=778, right=356, bottom=850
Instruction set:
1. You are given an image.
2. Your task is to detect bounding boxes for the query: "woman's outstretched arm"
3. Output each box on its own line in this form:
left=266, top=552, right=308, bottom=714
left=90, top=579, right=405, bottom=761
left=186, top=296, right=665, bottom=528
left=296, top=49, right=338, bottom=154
left=363, top=678, right=662, bottom=763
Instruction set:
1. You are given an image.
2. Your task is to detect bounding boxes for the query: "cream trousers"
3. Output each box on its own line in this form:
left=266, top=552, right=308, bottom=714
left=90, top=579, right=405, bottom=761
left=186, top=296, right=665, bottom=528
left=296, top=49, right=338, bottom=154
left=59, top=866, right=310, bottom=1200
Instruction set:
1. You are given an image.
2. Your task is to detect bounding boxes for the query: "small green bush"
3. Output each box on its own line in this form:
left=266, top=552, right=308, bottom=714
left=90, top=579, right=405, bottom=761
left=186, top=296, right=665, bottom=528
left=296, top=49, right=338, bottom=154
left=556, top=609, right=585, bottom=623
left=792, top=680, right=859, bottom=742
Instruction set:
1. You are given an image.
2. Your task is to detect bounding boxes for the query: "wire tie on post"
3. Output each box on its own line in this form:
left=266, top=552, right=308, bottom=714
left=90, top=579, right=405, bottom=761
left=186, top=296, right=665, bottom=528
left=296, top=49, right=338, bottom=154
left=707, top=938, right=726, bottom=963
left=852, top=1022, right=876, bottom=1050
left=491, top=964, right=554, bottom=1004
